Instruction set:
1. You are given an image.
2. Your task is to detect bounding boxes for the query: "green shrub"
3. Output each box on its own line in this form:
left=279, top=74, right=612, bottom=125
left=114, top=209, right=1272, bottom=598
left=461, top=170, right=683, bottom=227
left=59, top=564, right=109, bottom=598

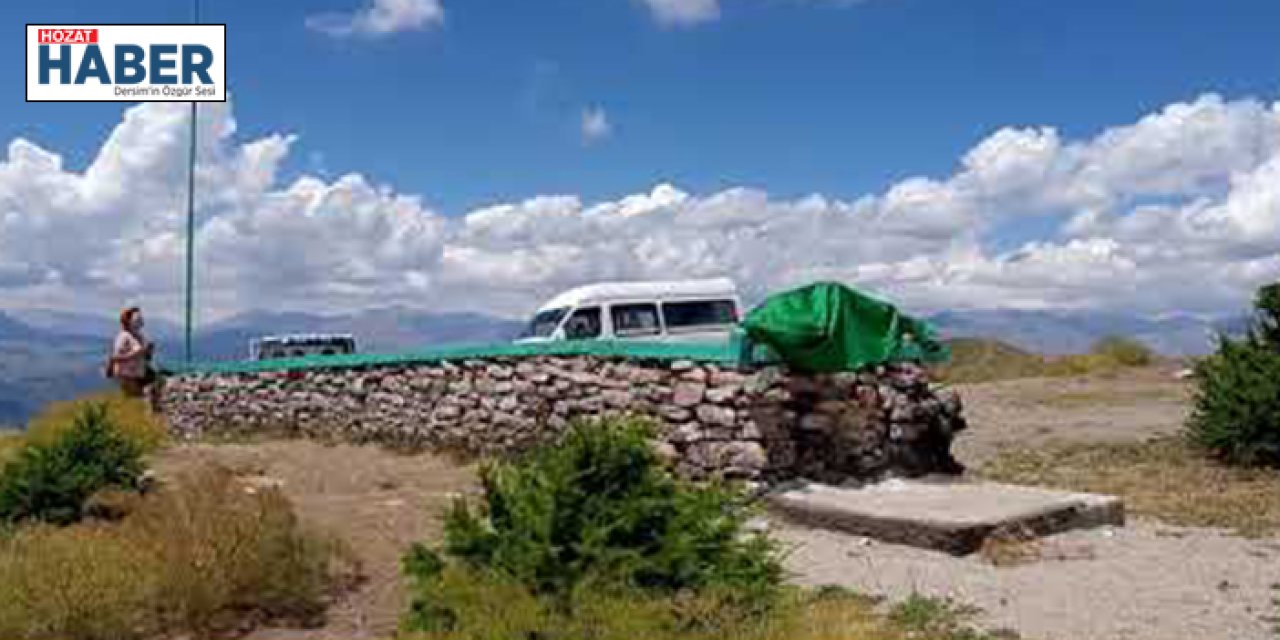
left=1187, top=282, right=1280, bottom=466
left=403, top=417, right=783, bottom=634
left=1089, top=336, right=1154, bottom=367
left=1186, top=336, right=1280, bottom=465
left=0, top=405, right=143, bottom=525
left=1251, top=282, right=1280, bottom=350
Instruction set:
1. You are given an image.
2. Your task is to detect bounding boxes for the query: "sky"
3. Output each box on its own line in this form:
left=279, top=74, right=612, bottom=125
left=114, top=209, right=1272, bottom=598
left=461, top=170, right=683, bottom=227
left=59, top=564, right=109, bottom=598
left=0, top=0, right=1278, bottom=322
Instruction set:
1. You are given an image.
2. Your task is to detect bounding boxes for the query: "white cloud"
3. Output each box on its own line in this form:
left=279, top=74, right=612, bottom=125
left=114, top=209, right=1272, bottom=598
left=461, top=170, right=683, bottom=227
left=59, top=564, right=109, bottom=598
left=0, top=94, right=1278, bottom=324
left=640, top=0, right=720, bottom=27
left=581, top=107, right=613, bottom=144
left=307, top=0, right=444, bottom=38
left=637, top=0, right=876, bottom=27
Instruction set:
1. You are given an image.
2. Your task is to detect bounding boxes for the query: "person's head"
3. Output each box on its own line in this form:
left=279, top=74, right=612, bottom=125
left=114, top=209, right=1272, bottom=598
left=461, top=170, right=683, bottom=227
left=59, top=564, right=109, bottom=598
left=120, top=306, right=144, bottom=332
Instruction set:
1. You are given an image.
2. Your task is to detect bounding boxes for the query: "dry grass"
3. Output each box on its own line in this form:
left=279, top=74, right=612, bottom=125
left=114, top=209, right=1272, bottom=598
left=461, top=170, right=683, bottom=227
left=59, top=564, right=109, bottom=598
left=0, top=524, right=157, bottom=640
left=0, top=432, right=23, bottom=466
left=157, top=441, right=478, bottom=639
left=936, top=337, right=1160, bottom=384
left=0, top=462, right=359, bottom=640
left=981, top=437, right=1280, bottom=537
left=24, top=391, right=167, bottom=453
left=1029, top=385, right=1185, bottom=409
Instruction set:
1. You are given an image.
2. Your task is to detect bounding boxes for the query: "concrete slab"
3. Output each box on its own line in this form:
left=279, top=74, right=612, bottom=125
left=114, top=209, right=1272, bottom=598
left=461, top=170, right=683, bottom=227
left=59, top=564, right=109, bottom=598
left=767, top=477, right=1124, bottom=555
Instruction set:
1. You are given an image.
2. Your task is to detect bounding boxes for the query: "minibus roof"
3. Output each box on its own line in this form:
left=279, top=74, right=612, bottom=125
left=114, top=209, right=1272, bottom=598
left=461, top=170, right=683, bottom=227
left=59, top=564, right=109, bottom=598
left=536, top=278, right=738, bottom=313
left=251, top=333, right=356, bottom=346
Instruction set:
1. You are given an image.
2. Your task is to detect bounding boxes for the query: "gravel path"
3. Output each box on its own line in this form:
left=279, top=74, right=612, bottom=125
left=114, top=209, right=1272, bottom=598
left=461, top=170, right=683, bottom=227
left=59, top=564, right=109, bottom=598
left=780, top=369, right=1280, bottom=640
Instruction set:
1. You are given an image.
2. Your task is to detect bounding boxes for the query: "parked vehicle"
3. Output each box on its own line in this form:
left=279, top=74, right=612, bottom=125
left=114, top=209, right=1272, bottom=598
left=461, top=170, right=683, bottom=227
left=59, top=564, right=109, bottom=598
left=516, top=278, right=741, bottom=343
left=250, top=333, right=357, bottom=360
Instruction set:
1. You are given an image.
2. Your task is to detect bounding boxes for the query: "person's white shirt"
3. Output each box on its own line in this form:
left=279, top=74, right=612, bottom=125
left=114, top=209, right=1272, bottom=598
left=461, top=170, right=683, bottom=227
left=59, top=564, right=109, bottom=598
left=112, top=330, right=149, bottom=379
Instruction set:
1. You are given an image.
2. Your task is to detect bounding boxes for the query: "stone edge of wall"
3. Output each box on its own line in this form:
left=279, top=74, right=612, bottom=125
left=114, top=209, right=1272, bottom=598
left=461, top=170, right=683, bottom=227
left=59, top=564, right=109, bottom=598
left=159, top=354, right=966, bottom=484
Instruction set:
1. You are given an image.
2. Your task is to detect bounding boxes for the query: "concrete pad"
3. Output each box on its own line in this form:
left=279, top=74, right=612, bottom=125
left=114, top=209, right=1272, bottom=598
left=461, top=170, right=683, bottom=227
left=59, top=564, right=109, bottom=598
left=767, top=478, right=1124, bottom=555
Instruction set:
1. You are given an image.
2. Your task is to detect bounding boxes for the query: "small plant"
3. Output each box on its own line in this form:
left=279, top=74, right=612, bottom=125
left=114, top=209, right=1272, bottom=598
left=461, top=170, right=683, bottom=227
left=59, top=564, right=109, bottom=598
left=0, top=404, right=144, bottom=525
left=1187, top=282, right=1280, bottom=467
left=403, top=417, right=784, bottom=634
left=888, top=594, right=1015, bottom=640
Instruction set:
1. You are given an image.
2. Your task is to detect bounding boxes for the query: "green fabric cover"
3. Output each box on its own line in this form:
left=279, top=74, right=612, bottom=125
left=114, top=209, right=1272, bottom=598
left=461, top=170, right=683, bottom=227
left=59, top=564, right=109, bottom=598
left=741, top=282, right=948, bottom=373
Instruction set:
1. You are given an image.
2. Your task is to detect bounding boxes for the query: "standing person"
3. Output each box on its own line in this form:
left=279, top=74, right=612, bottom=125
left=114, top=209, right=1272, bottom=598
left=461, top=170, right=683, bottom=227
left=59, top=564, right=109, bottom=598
left=107, top=306, right=155, bottom=399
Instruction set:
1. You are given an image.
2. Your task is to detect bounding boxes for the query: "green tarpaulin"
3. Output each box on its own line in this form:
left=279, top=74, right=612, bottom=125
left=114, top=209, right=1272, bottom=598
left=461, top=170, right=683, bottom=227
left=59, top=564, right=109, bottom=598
left=741, top=282, right=948, bottom=373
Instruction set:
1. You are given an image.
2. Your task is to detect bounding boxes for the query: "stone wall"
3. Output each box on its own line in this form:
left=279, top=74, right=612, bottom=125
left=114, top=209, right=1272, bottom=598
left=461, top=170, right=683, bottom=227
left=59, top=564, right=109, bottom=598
left=159, top=356, right=966, bottom=483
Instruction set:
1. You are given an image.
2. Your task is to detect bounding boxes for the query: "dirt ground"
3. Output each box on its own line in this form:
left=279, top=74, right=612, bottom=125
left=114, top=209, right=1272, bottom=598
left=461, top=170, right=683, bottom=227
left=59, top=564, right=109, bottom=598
left=778, top=368, right=1279, bottom=640
left=157, top=441, right=477, bottom=640
left=154, top=367, right=1277, bottom=640
left=946, top=367, right=1193, bottom=468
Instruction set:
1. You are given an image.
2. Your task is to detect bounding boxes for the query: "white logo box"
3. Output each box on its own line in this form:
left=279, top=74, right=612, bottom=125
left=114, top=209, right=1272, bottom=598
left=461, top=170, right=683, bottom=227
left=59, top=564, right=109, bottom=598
left=26, top=24, right=226, bottom=102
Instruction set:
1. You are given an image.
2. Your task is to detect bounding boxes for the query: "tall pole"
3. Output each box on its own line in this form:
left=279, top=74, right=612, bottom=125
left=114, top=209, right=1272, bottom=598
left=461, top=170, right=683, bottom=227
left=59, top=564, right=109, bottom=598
left=184, top=0, right=200, bottom=362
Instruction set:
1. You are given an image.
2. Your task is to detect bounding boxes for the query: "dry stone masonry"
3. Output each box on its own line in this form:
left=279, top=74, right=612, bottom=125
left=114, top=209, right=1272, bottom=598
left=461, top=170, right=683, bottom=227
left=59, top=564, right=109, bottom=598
left=160, top=356, right=967, bottom=484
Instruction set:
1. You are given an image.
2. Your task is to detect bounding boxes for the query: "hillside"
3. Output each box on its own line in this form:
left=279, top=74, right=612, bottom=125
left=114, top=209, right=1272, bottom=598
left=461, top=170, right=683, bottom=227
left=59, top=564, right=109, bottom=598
left=927, top=309, right=1229, bottom=356
left=932, top=337, right=1051, bottom=383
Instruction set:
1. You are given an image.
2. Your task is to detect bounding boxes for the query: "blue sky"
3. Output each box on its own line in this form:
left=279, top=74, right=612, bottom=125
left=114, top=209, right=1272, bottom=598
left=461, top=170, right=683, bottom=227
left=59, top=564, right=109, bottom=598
left=0, top=0, right=1278, bottom=320
left=6, top=0, right=1279, bottom=215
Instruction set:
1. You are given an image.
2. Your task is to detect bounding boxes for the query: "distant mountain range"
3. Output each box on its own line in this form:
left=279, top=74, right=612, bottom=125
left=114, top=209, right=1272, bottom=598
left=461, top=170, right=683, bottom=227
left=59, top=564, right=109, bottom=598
left=190, top=307, right=524, bottom=361
left=0, top=307, right=523, bottom=425
left=0, top=305, right=1242, bottom=425
left=925, top=309, right=1240, bottom=357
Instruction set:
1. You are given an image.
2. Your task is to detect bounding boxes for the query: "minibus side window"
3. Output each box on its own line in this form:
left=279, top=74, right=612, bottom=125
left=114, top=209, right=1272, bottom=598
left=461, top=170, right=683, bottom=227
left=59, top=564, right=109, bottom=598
left=662, top=299, right=738, bottom=332
left=611, top=303, right=661, bottom=337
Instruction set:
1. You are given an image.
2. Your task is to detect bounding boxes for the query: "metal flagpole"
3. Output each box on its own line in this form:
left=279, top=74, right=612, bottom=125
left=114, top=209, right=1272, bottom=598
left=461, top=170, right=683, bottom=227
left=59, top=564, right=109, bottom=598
left=184, top=0, right=200, bottom=362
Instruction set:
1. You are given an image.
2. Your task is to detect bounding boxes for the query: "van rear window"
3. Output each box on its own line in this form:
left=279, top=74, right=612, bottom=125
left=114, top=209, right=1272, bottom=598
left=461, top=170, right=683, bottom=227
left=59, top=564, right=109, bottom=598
left=662, top=300, right=737, bottom=330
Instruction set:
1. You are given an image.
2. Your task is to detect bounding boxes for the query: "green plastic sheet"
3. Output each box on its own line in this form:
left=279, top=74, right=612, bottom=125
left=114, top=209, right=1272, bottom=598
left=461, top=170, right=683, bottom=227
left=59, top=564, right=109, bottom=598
left=741, top=282, right=948, bottom=373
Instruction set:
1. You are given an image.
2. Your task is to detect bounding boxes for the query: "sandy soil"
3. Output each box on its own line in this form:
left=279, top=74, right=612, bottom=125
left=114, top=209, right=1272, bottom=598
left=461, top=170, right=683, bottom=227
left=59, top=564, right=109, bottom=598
left=155, top=368, right=1277, bottom=640
left=948, top=369, right=1193, bottom=467
left=779, top=520, right=1278, bottom=640
left=778, top=368, right=1279, bottom=640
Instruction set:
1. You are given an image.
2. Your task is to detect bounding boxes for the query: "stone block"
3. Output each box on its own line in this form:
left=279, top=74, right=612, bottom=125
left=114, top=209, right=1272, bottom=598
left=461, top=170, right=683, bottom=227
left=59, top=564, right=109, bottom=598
left=696, top=403, right=736, bottom=427
left=768, top=479, right=1124, bottom=555
left=672, top=382, right=706, bottom=408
